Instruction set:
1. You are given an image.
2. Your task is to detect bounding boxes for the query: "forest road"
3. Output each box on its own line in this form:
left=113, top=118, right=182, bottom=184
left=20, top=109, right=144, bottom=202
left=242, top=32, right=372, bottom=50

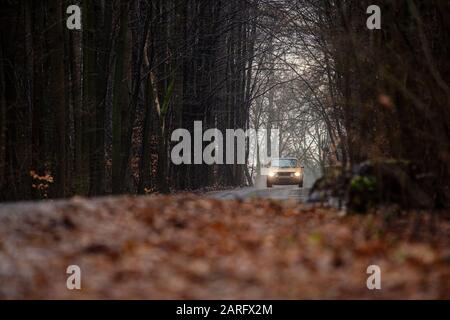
left=209, top=185, right=310, bottom=202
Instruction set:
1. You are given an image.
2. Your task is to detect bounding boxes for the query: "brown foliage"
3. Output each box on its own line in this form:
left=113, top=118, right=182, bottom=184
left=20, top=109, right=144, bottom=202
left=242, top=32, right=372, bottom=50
left=0, top=196, right=448, bottom=299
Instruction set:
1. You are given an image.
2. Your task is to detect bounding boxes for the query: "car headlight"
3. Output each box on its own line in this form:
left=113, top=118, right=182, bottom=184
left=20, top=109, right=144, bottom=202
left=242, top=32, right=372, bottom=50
left=295, top=172, right=301, bottom=177
left=268, top=172, right=276, bottom=177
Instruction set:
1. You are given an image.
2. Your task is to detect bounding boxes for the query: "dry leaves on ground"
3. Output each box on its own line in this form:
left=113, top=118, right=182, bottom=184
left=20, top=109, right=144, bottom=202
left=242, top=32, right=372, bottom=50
left=0, top=195, right=449, bottom=299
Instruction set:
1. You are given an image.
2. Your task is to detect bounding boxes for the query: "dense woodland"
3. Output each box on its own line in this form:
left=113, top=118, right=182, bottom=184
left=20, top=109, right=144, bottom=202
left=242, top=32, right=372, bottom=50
left=1, top=0, right=449, bottom=207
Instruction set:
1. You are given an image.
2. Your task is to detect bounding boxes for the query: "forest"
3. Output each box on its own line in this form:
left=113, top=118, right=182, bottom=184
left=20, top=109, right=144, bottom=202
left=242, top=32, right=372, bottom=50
left=1, top=0, right=449, bottom=207
left=0, top=0, right=450, bottom=301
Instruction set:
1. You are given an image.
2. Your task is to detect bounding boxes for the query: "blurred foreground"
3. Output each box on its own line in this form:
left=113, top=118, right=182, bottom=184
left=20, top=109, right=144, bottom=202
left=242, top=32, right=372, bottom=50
left=0, top=195, right=449, bottom=299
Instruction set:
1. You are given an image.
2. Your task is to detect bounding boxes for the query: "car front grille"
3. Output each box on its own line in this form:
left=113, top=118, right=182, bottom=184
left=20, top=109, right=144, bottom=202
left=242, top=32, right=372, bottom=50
left=277, top=172, right=294, bottom=177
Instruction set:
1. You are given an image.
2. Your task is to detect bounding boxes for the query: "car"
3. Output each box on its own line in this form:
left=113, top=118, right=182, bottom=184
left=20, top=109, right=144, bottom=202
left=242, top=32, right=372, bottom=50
left=266, top=158, right=304, bottom=188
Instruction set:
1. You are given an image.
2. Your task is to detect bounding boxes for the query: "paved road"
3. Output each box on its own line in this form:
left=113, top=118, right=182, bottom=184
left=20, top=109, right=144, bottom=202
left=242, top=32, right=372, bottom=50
left=209, top=185, right=310, bottom=202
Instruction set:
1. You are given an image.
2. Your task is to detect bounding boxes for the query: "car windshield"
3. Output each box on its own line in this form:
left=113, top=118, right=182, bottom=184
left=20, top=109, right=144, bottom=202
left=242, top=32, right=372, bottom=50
left=271, top=159, right=298, bottom=168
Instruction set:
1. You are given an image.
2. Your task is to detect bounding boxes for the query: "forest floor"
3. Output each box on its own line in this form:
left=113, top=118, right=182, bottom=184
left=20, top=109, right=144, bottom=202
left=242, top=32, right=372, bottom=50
left=0, top=194, right=449, bottom=299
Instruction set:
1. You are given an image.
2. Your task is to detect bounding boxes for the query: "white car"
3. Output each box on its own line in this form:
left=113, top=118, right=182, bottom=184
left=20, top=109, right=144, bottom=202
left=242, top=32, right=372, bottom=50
left=267, top=158, right=304, bottom=188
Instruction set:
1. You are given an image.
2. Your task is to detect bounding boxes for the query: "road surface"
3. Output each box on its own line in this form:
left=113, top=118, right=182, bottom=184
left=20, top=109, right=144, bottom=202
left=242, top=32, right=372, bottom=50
left=209, top=185, right=310, bottom=202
